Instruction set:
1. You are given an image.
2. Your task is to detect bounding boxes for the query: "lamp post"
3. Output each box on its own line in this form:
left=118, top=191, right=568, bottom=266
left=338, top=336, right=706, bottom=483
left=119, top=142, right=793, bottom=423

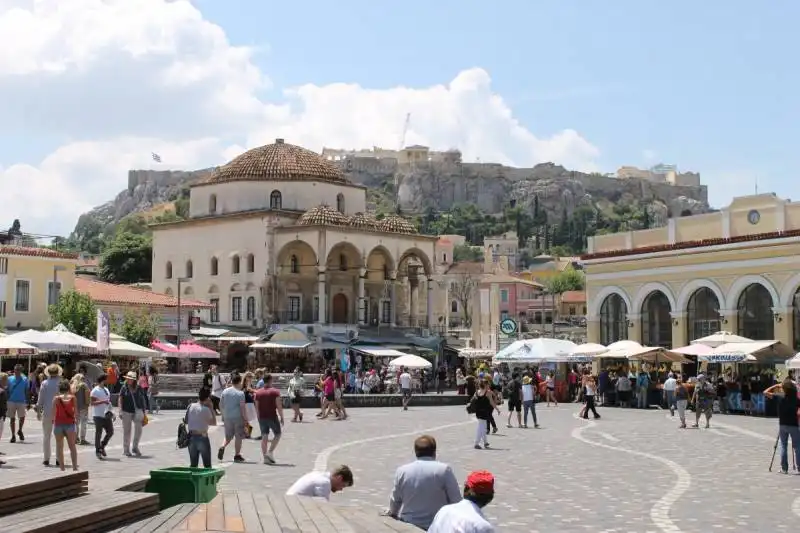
left=176, top=277, right=190, bottom=346
left=51, top=265, right=66, bottom=311
left=436, top=278, right=449, bottom=333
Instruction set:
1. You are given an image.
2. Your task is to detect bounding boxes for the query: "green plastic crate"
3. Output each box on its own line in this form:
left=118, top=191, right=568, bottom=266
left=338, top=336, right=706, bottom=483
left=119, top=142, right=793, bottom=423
left=145, top=467, right=225, bottom=509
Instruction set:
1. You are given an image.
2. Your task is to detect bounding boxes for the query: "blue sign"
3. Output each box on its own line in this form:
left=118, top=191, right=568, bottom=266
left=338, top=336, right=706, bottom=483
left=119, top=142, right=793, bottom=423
left=499, top=318, right=518, bottom=335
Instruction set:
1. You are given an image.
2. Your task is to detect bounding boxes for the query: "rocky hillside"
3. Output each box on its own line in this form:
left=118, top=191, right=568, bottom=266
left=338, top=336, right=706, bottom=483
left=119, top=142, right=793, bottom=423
left=70, top=159, right=709, bottom=244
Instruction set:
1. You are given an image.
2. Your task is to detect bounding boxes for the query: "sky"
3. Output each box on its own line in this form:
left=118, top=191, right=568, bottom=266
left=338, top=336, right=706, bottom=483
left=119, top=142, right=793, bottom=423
left=1, top=0, right=799, bottom=236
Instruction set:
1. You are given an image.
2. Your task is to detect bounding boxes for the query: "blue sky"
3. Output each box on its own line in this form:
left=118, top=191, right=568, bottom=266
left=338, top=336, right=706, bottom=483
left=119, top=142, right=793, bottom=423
left=195, top=0, right=800, bottom=208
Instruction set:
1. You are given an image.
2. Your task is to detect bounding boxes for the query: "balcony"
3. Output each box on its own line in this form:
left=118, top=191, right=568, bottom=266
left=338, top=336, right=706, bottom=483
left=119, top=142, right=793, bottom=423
left=272, top=310, right=317, bottom=325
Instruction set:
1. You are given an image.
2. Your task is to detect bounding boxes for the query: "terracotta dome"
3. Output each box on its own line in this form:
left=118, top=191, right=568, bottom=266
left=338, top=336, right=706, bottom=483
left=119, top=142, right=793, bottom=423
left=377, top=215, right=418, bottom=234
left=298, top=205, right=349, bottom=226
left=348, top=212, right=378, bottom=230
left=204, top=139, right=347, bottom=185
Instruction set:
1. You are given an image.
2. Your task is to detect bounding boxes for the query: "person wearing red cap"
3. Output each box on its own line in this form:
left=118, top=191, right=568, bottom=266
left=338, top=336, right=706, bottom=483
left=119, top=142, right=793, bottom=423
left=427, top=470, right=495, bottom=532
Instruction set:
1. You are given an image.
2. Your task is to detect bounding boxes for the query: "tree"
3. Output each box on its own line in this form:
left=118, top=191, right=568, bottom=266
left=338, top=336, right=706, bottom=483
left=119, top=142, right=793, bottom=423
left=113, top=309, right=160, bottom=348
left=545, top=266, right=586, bottom=295
left=450, top=271, right=478, bottom=327
left=100, top=232, right=153, bottom=284
left=48, top=290, right=97, bottom=339
left=453, top=243, right=483, bottom=262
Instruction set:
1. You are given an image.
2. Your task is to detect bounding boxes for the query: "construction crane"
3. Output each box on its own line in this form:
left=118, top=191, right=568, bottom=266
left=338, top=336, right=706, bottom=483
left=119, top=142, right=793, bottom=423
left=395, top=112, right=411, bottom=204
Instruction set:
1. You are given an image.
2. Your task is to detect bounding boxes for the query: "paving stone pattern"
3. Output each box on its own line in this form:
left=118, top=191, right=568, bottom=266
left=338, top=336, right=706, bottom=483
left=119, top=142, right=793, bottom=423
left=1, top=403, right=798, bottom=532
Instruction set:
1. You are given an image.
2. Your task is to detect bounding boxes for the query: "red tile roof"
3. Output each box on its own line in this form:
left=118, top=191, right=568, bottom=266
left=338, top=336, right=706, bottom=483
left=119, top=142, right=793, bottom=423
left=560, top=291, right=586, bottom=304
left=75, top=278, right=212, bottom=309
left=0, top=245, right=78, bottom=260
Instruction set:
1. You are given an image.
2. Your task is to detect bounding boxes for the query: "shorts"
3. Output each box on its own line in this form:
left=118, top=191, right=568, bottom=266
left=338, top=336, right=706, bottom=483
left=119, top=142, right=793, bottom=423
left=507, top=398, right=522, bottom=412
left=258, top=417, right=282, bottom=438
left=7, top=402, right=27, bottom=419
left=290, top=396, right=301, bottom=405
left=325, top=393, right=335, bottom=402
left=401, top=388, right=412, bottom=399
left=53, top=423, right=75, bottom=436
left=223, top=419, right=246, bottom=440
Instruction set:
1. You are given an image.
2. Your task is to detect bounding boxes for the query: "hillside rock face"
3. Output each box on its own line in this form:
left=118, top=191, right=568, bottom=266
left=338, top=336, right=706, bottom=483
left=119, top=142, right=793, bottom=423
left=72, top=160, right=708, bottom=235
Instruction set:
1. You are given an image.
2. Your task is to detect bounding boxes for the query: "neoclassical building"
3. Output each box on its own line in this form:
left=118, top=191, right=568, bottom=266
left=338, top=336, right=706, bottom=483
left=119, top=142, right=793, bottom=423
left=150, top=139, right=437, bottom=330
left=583, top=193, right=800, bottom=350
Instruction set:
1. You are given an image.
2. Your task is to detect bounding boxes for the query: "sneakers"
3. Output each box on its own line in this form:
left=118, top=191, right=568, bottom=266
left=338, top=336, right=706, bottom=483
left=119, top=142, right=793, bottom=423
left=474, top=445, right=482, bottom=450
left=9, top=435, right=15, bottom=443
left=132, top=449, right=142, bottom=457
left=17, top=430, right=24, bottom=442
left=217, top=447, right=225, bottom=461
left=233, top=455, right=245, bottom=463
left=263, top=454, right=275, bottom=465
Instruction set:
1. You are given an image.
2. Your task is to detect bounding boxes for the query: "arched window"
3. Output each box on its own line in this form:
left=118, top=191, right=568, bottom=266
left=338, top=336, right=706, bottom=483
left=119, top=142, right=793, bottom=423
left=336, top=193, right=345, bottom=214
left=383, top=264, right=390, bottom=280
left=451, top=300, right=458, bottom=313
left=793, top=288, right=800, bottom=350
left=232, top=255, right=241, bottom=274
left=246, top=296, right=256, bottom=321
left=185, top=260, right=193, bottom=279
left=165, top=261, right=173, bottom=279
left=270, top=190, right=282, bottom=209
left=687, top=287, right=720, bottom=342
left=209, top=194, right=217, bottom=214
left=599, top=293, right=628, bottom=345
left=641, top=291, right=672, bottom=348
left=737, top=283, right=774, bottom=340
left=290, top=255, right=299, bottom=274
left=246, top=253, right=255, bottom=273
left=210, top=257, right=218, bottom=276
left=339, top=254, right=347, bottom=271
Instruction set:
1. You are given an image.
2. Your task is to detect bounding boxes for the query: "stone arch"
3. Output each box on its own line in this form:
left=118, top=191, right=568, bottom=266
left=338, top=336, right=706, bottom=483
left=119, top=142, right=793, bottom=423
left=725, top=275, right=779, bottom=310
left=326, top=241, right=363, bottom=273
left=230, top=283, right=243, bottom=292
left=397, top=247, right=433, bottom=277
left=632, top=282, right=677, bottom=314
left=676, top=278, right=726, bottom=311
left=276, top=240, right=318, bottom=276
left=588, top=285, right=632, bottom=318
left=208, top=284, right=219, bottom=294
left=183, top=285, right=194, bottom=296
left=164, top=287, right=173, bottom=296
left=365, top=245, right=395, bottom=282
left=779, top=272, right=800, bottom=307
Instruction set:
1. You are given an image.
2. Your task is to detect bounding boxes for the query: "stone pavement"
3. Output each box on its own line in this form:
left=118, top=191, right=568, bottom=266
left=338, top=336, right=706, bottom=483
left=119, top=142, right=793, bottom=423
left=1, top=403, right=799, bottom=532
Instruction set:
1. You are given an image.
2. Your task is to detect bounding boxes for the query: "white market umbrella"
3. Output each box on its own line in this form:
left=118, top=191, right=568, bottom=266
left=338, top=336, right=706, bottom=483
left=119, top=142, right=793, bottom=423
left=388, top=354, right=432, bottom=369
left=786, top=354, right=800, bottom=370
left=625, top=346, right=691, bottom=364
left=604, top=340, right=643, bottom=358
left=703, top=340, right=793, bottom=364
left=691, top=331, right=754, bottom=348
left=672, top=344, right=714, bottom=357
left=109, top=333, right=159, bottom=359
left=568, top=343, right=609, bottom=362
left=0, top=336, right=39, bottom=356
left=494, top=338, right=577, bottom=364
left=6, top=329, right=88, bottom=353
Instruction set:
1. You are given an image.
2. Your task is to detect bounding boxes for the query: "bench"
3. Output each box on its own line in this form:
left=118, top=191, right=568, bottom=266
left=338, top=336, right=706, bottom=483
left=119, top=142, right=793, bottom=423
left=0, top=491, right=159, bottom=533
left=108, top=503, right=200, bottom=533
left=0, top=470, right=88, bottom=516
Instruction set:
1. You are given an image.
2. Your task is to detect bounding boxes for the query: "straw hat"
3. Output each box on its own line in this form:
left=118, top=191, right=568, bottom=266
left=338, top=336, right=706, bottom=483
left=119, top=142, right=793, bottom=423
left=124, top=371, right=138, bottom=380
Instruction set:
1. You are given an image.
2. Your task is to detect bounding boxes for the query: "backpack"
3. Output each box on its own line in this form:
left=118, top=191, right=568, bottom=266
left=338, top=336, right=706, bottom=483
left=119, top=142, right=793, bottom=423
left=176, top=406, right=191, bottom=449
left=466, top=393, right=477, bottom=414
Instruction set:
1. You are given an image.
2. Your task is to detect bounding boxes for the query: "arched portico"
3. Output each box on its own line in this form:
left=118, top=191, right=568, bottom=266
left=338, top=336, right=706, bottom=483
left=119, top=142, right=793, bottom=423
left=726, top=275, right=780, bottom=311
left=632, top=282, right=677, bottom=314
left=589, top=285, right=633, bottom=318
left=676, top=278, right=726, bottom=312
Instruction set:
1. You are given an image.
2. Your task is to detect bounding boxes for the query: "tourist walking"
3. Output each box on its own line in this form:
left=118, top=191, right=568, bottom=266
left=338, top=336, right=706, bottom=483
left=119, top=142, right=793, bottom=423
left=675, top=377, right=689, bottom=428
left=437, top=365, right=447, bottom=394
left=427, top=470, right=495, bottom=533
left=399, top=366, right=412, bottom=411
left=637, top=370, right=651, bottom=409
left=663, top=372, right=677, bottom=416
left=52, top=379, right=79, bottom=472
left=71, top=373, right=91, bottom=445
left=118, top=371, right=148, bottom=457
left=581, top=376, right=601, bottom=419
left=505, top=372, right=522, bottom=428
left=456, top=368, right=466, bottom=395
left=36, top=364, right=62, bottom=466
left=0, top=372, right=8, bottom=466
left=254, top=373, right=283, bottom=464
left=186, top=388, right=217, bottom=468
left=218, top=373, right=246, bottom=463
left=148, top=368, right=160, bottom=414
left=545, top=371, right=557, bottom=406
left=765, top=378, right=800, bottom=474
left=471, top=380, right=500, bottom=449
left=692, top=374, right=714, bottom=428
left=616, top=370, right=632, bottom=408
left=242, top=372, right=257, bottom=438
left=210, top=365, right=226, bottom=415
left=286, top=465, right=354, bottom=499
left=7, top=364, right=30, bottom=443
left=386, top=435, right=461, bottom=530
left=288, top=368, right=305, bottom=422
left=91, top=374, right=114, bottom=459
left=521, top=375, right=539, bottom=428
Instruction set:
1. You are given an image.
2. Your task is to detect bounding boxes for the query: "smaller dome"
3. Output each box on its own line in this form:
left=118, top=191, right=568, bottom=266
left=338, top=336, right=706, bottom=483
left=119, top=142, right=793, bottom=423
left=377, top=215, right=418, bottom=234
left=348, top=212, right=377, bottom=230
left=298, top=205, right=349, bottom=226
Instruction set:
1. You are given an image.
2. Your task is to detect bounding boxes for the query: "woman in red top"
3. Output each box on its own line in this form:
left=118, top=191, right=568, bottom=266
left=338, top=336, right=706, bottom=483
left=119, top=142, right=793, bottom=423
left=52, top=380, right=79, bottom=472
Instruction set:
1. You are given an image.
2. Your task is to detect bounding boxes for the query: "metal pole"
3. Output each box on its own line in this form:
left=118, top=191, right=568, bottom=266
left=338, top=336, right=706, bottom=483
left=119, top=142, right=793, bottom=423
left=177, top=279, right=182, bottom=346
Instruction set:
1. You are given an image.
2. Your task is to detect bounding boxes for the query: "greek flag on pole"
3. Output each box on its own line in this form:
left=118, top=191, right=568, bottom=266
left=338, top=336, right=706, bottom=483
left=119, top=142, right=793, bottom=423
left=152, top=152, right=162, bottom=163
left=96, top=310, right=111, bottom=352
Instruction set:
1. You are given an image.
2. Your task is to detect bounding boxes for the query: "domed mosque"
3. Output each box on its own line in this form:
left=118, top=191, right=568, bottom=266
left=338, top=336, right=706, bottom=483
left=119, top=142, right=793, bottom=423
left=151, top=139, right=437, bottom=332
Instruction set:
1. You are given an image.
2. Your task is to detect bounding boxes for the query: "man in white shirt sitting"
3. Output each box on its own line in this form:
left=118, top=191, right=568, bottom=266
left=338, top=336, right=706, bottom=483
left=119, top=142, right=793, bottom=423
left=285, top=465, right=354, bottom=500
left=399, top=367, right=412, bottom=411
left=428, top=470, right=495, bottom=533
left=386, top=435, right=461, bottom=530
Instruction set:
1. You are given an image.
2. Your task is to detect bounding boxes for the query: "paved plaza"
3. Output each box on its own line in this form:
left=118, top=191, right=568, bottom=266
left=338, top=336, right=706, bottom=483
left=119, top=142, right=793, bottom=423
left=1, top=403, right=799, bottom=532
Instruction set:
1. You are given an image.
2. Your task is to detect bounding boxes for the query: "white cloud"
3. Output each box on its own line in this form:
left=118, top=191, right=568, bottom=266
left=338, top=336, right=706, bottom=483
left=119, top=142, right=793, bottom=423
left=0, top=0, right=600, bottom=236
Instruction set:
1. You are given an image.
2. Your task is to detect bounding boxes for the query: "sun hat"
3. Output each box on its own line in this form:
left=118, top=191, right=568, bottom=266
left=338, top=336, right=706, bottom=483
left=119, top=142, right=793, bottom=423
left=124, top=371, right=138, bottom=380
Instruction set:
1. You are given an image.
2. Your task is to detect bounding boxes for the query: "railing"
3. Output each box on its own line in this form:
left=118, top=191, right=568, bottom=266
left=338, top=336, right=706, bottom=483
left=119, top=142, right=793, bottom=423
left=272, top=310, right=317, bottom=324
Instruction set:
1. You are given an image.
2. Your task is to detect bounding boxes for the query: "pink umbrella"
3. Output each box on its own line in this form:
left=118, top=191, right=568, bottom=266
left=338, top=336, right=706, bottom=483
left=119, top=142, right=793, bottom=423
left=151, top=340, right=180, bottom=353
left=179, top=342, right=220, bottom=360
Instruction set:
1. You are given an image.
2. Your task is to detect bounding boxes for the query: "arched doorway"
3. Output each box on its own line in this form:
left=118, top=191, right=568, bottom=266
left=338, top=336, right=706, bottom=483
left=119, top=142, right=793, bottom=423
left=737, top=283, right=774, bottom=340
left=686, top=287, right=720, bottom=342
left=793, top=288, right=800, bottom=350
left=332, top=293, right=349, bottom=324
left=641, top=291, right=672, bottom=348
left=599, top=293, right=628, bottom=345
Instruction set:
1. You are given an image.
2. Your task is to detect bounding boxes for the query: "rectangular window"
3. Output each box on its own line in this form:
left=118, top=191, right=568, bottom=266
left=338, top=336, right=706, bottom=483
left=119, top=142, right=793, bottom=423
left=288, top=296, right=301, bottom=322
left=47, top=281, right=62, bottom=307
left=15, top=280, right=30, bottom=312
left=231, top=296, right=242, bottom=321
left=0, top=301, right=6, bottom=318
left=500, top=289, right=508, bottom=303
left=246, top=297, right=256, bottom=321
left=381, top=300, right=392, bottom=324
left=210, top=298, right=219, bottom=323
left=569, top=306, right=576, bottom=316
left=0, top=257, right=7, bottom=274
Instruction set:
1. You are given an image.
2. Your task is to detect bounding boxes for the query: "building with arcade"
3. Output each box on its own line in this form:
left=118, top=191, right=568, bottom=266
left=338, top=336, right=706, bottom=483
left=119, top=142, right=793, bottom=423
left=582, top=193, right=800, bottom=351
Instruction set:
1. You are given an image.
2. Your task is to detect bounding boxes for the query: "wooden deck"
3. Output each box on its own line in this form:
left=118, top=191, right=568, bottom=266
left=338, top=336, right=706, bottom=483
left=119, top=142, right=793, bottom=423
left=0, top=470, right=89, bottom=516
left=119, top=491, right=421, bottom=533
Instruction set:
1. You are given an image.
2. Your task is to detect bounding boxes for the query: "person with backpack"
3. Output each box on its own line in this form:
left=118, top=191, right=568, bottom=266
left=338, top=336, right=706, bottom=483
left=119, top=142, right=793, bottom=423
left=505, top=372, right=523, bottom=428
left=184, top=387, right=217, bottom=468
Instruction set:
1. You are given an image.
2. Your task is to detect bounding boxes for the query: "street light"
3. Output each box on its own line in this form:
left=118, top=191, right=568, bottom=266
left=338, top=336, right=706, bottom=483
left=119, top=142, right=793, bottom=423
left=176, top=277, right=190, bottom=346
left=436, top=278, right=449, bottom=332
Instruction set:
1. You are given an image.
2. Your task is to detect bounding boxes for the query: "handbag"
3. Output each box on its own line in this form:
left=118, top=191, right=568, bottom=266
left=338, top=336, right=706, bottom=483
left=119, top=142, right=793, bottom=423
left=142, top=413, right=149, bottom=426
left=176, top=407, right=191, bottom=449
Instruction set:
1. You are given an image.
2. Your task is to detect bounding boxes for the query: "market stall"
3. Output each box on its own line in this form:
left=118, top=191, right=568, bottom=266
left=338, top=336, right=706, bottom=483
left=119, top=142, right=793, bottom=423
left=0, top=335, right=39, bottom=372
left=494, top=338, right=577, bottom=400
